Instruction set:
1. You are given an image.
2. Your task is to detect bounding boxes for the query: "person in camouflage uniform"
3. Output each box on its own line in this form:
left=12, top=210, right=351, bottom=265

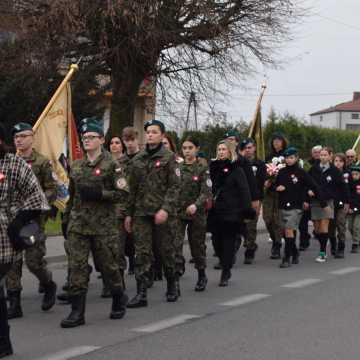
left=177, top=137, right=212, bottom=292
left=60, top=121, right=128, bottom=328
left=125, top=120, right=180, bottom=308
left=6, top=122, right=57, bottom=319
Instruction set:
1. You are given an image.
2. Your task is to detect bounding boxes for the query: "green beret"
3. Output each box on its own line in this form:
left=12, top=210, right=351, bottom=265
left=239, top=137, right=255, bottom=150
left=350, top=165, right=360, bottom=173
left=80, top=121, right=104, bottom=136
left=12, top=122, right=33, bottom=136
left=283, top=146, right=298, bottom=157
left=144, top=119, right=165, bottom=133
left=79, top=117, right=100, bottom=129
left=224, top=130, right=239, bottom=140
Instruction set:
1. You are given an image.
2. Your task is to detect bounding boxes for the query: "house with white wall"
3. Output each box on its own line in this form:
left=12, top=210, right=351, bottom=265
left=310, top=92, right=360, bottom=131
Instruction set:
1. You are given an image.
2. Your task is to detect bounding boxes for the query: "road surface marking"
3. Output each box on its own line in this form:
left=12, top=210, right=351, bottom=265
left=220, top=293, right=271, bottom=307
left=281, top=278, right=322, bottom=289
left=38, top=346, right=100, bottom=360
left=132, top=314, right=202, bottom=333
left=330, top=267, right=360, bottom=275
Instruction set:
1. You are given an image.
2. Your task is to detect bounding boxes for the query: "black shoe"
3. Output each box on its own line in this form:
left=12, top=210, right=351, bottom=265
left=166, top=277, right=179, bottom=302
left=57, top=292, right=71, bottom=304
left=292, top=255, right=299, bottom=264
left=0, top=332, right=13, bottom=358
left=60, top=294, right=86, bottom=328
left=127, top=281, right=148, bottom=308
left=42, top=281, right=57, bottom=311
left=335, top=249, right=345, bottom=259
left=38, top=283, right=45, bottom=294
left=7, top=290, right=23, bottom=320
left=219, top=270, right=231, bottom=287
left=270, top=245, right=281, bottom=260
left=351, top=244, right=359, bottom=253
left=195, top=274, right=208, bottom=292
left=213, top=261, right=222, bottom=270
left=244, top=248, right=255, bottom=265
left=280, top=258, right=291, bottom=268
left=110, top=292, right=128, bottom=319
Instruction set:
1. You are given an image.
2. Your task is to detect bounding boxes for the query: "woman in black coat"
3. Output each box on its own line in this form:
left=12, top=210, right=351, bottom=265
left=208, top=140, right=253, bottom=286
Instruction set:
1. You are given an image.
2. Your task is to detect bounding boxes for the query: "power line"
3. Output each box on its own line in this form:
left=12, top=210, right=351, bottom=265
left=316, top=14, right=360, bottom=32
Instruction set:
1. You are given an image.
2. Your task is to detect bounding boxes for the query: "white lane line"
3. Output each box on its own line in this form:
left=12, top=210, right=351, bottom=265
left=37, top=346, right=100, bottom=360
left=132, top=314, right=202, bottom=333
left=281, top=278, right=322, bottom=289
left=330, top=267, right=360, bottom=275
left=220, top=293, right=271, bottom=307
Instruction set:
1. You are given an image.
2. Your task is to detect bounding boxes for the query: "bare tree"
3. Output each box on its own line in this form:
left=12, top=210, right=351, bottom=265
left=7, top=0, right=303, bottom=135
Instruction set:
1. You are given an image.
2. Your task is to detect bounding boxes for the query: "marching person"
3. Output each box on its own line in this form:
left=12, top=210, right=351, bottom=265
left=178, top=137, right=212, bottom=291
left=61, top=120, right=128, bottom=328
left=208, top=140, right=253, bottom=286
left=125, top=120, right=180, bottom=307
left=345, top=149, right=357, bottom=168
left=348, top=165, right=360, bottom=254
left=0, top=123, right=50, bottom=358
left=263, top=133, right=288, bottom=259
left=307, top=147, right=346, bottom=263
left=238, top=138, right=266, bottom=264
left=275, top=147, right=323, bottom=268
left=328, top=153, right=350, bottom=258
left=6, top=122, right=57, bottom=319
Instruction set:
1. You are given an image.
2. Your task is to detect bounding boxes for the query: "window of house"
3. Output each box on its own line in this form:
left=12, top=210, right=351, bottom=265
left=351, top=113, right=359, bottom=119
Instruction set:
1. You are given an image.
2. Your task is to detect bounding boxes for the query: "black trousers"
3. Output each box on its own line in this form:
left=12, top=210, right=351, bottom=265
left=0, top=264, right=12, bottom=337
left=211, top=222, right=239, bottom=271
left=299, top=210, right=311, bottom=243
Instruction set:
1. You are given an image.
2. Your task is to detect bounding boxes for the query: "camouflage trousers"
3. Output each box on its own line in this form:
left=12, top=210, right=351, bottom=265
left=178, top=215, right=207, bottom=270
left=67, top=232, right=123, bottom=296
left=348, top=214, right=360, bottom=245
left=172, top=216, right=185, bottom=275
left=329, top=207, right=347, bottom=243
left=244, top=214, right=259, bottom=250
left=262, top=191, right=282, bottom=246
left=6, top=232, right=52, bottom=291
left=133, top=216, right=175, bottom=281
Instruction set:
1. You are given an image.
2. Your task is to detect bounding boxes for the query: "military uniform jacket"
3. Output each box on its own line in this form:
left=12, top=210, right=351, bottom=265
left=126, top=145, right=180, bottom=217
left=348, top=179, right=360, bottom=213
left=178, top=160, right=212, bottom=220
left=63, top=152, right=123, bottom=235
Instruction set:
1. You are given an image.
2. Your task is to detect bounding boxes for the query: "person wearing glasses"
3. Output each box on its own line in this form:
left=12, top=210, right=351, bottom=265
left=345, top=149, right=357, bottom=168
left=6, top=123, right=57, bottom=320
left=61, top=120, right=128, bottom=328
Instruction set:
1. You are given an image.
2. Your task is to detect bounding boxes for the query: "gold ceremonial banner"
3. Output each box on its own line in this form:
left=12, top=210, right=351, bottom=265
left=33, top=64, right=78, bottom=211
left=248, top=84, right=266, bottom=161
left=352, top=133, right=360, bottom=164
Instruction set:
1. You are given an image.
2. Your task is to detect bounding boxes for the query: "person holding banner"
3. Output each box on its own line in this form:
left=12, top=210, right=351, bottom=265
left=61, top=121, right=128, bottom=328
left=6, top=123, right=58, bottom=320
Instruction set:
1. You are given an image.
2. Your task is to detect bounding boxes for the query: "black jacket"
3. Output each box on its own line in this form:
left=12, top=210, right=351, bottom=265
left=348, top=178, right=360, bottom=213
left=248, top=158, right=266, bottom=200
left=236, top=155, right=260, bottom=201
left=209, top=159, right=253, bottom=224
left=275, top=164, right=324, bottom=210
left=308, top=163, right=347, bottom=203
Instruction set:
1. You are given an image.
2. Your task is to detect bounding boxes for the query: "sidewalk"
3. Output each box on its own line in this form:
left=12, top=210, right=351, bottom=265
left=45, top=218, right=268, bottom=264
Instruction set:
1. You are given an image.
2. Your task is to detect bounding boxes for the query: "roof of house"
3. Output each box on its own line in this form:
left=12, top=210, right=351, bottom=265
left=310, top=92, right=360, bottom=116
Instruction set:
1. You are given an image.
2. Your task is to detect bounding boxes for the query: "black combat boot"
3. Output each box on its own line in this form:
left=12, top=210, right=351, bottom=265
left=194, top=269, right=208, bottom=292
left=280, top=237, right=292, bottom=268
left=7, top=290, right=22, bottom=319
left=335, top=240, right=345, bottom=259
left=110, top=291, right=128, bottom=319
left=351, top=244, right=359, bottom=254
left=279, top=258, right=291, bottom=268
left=127, top=280, right=148, bottom=308
left=0, top=297, right=13, bottom=358
left=270, top=243, right=281, bottom=259
left=329, top=237, right=337, bottom=256
left=219, top=269, right=231, bottom=287
left=60, top=294, right=86, bottom=328
left=38, top=283, right=45, bottom=294
left=57, top=291, right=71, bottom=304
left=166, top=276, right=179, bottom=302
left=291, top=239, right=299, bottom=264
left=42, top=280, right=57, bottom=311
left=128, top=256, right=135, bottom=275
left=244, top=245, right=258, bottom=265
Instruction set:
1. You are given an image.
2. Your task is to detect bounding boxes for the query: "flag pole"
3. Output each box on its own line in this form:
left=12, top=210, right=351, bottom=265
left=248, top=83, right=267, bottom=137
left=33, top=64, right=79, bottom=132
left=352, top=133, right=360, bottom=151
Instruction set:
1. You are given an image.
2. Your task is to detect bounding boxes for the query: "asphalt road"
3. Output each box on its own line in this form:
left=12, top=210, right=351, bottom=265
left=7, top=233, right=360, bottom=360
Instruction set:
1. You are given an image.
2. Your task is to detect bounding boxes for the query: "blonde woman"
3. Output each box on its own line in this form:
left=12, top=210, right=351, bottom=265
left=208, top=140, right=253, bottom=286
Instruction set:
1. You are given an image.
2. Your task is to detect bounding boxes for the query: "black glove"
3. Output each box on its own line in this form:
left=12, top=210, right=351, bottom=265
left=7, top=210, right=41, bottom=251
left=62, top=222, right=68, bottom=240
left=78, top=184, right=103, bottom=202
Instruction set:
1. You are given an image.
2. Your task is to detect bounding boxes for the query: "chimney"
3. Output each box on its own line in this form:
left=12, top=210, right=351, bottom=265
left=353, top=92, right=360, bottom=101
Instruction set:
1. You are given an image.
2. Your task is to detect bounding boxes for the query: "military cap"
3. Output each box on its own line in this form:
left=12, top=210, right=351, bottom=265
left=283, top=146, right=298, bottom=157
left=79, top=116, right=100, bottom=128
left=80, top=121, right=104, bottom=136
left=224, top=130, right=239, bottom=140
left=350, top=165, right=360, bottom=173
left=144, top=119, right=165, bottom=133
left=12, top=122, right=33, bottom=136
left=239, top=137, right=255, bottom=150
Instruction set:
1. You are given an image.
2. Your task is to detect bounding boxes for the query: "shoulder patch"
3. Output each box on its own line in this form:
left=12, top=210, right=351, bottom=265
left=206, top=179, right=212, bottom=188
left=175, top=168, right=181, bottom=177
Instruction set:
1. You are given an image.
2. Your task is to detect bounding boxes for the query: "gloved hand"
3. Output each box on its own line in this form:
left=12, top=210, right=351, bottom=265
left=61, top=222, right=68, bottom=240
left=78, top=184, right=103, bottom=202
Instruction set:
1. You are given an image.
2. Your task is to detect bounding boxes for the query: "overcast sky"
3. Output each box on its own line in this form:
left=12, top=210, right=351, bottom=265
left=218, top=0, right=360, bottom=125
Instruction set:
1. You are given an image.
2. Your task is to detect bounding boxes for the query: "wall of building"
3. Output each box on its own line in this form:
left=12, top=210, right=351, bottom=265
left=310, top=111, right=360, bottom=130
left=310, top=112, right=338, bottom=128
